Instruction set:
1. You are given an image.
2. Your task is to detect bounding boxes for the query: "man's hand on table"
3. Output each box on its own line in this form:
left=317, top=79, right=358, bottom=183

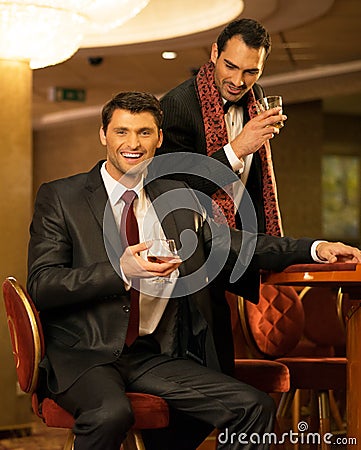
left=316, top=241, right=361, bottom=264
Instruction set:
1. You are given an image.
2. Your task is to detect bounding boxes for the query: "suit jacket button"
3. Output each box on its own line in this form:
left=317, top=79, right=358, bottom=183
left=113, top=349, right=121, bottom=357
left=123, top=305, right=130, bottom=313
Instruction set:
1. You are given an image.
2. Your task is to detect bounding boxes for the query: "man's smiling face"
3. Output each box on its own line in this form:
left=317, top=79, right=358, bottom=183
left=211, top=35, right=266, bottom=102
left=100, top=108, right=163, bottom=184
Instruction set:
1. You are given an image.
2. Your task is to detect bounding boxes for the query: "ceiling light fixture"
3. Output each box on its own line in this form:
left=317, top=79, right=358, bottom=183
left=82, top=0, right=244, bottom=48
left=0, top=0, right=150, bottom=69
left=162, top=51, right=177, bottom=60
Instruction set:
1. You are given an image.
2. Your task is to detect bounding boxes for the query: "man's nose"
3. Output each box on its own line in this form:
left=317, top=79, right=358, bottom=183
left=127, top=133, right=140, bottom=148
left=231, top=73, right=245, bottom=88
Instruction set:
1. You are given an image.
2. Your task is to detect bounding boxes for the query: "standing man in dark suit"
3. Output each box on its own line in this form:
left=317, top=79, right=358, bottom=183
left=158, top=18, right=287, bottom=372
left=27, top=91, right=361, bottom=450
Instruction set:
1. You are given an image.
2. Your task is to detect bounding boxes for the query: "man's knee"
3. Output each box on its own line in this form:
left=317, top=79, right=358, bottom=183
left=75, top=400, right=135, bottom=437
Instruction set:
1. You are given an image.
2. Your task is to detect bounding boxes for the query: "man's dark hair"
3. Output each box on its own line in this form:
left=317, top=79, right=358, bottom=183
left=101, top=91, right=163, bottom=133
left=216, top=18, right=271, bottom=58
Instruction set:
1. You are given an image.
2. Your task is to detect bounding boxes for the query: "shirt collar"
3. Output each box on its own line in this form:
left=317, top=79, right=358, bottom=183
left=100, top=161, right=144, bottom=207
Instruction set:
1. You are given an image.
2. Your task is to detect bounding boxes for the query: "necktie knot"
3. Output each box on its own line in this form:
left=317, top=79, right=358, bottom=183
left=121, top=190, right=137, bottom=205
left=223, top=98, right=246, bottom=114
left=223, top=101, right=234, bottom=114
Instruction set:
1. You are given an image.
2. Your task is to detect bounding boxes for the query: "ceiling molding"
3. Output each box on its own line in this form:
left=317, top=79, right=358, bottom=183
left=260, top=59, right=361, bottom=86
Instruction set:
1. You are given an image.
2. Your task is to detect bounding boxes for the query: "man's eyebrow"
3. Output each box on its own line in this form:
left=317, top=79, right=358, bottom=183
left=224, top=58, right=239, bottom=69
left=112, top=126, right=154, bottom=133
left=224, top=58, right=260, bottom=72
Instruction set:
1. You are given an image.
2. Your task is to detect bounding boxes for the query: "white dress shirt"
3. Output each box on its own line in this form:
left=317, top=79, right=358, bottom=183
left=223, top=101, right=253, bottom=210
left=100, top=162, right=178, bottom=335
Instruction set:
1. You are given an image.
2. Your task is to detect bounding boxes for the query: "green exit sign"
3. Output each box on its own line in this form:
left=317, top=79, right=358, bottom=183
left=52, top=87, right=86, bottom=102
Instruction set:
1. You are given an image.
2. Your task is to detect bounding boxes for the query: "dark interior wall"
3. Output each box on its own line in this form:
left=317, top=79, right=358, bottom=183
left=271, top=100, right=323, bottom=238
left=33, top=116, right=105, bottom=196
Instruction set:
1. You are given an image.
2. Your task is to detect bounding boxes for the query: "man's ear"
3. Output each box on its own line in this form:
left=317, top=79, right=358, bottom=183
left=99, top=127, right=106, bottom=145
left=210, top=42, right=218, bottom=64
left=157, top=129, right=163, bottom=148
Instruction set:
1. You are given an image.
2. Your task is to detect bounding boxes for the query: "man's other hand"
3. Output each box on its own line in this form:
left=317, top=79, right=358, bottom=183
left=316, top=241, right=361, bottom=263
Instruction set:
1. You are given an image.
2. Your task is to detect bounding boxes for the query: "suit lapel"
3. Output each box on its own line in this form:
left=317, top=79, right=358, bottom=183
left=83, top=161, right=108, bottom=229
left=84, top=162, right=122, bottom=260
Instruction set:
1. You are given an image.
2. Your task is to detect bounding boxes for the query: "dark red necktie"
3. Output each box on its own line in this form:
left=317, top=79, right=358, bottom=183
left=120, top=190, right=139, bottom=346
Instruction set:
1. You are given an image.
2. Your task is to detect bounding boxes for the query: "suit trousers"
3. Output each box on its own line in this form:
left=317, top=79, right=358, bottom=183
left=52, top=337, right=276, bottom=450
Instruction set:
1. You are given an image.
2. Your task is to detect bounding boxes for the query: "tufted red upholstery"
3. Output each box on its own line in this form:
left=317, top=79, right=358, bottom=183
left=226, top=291, right=290, bottom=394
left=2, top=277, right=169, bottom=450
left=243, top=284, right=304, bottom=357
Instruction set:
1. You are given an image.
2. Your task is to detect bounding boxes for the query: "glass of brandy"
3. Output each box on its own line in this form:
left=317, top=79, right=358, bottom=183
left=147, top=239, right=179, bottom=283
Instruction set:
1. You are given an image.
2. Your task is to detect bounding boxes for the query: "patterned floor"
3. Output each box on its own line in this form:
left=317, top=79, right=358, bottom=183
left=0, top=421, right=216, bottom=450
left=0, top=417, right=348, bottom=450
left=0, top=417, right=68, bottom=450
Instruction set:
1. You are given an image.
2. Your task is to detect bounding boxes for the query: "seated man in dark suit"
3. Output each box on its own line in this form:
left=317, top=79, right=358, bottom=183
left=27, top=91, right=361, bottom=450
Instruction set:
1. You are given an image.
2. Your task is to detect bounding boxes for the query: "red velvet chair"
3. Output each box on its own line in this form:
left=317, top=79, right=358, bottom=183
left=238, top=284, right=347, bottom=449
left=197, top=293, right=291, bottom=450
left=4, top=276, right=293, bottom=450
left=289, top=286, right=347, bottom=431
left=226, top=292, right=290, bottom=394
left=299, top=286, right=346, bottom=356
left=2, top=276, right=169, bottom=450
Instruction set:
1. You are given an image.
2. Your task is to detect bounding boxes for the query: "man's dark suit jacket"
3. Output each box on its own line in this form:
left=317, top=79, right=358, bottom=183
left=27, top=161, right=314, bottom=391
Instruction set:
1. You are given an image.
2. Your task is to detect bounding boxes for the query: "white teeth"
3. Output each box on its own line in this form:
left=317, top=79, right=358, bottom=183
left=123, top=153, right=141, bottom=158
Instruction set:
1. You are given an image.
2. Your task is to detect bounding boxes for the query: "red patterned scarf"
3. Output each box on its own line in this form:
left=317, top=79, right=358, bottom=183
left=196, top=60, right=282, bottom=236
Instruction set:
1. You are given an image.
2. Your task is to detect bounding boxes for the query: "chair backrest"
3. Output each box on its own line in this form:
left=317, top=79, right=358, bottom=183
left=2, top=276, right=44, bottom=394
left=238, top=284, right=305, bottom=359
left=299, top=286, right=346, bottom=353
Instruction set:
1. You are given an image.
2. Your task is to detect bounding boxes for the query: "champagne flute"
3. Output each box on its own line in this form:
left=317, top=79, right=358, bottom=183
left=147, top=239, right=179, bottom=283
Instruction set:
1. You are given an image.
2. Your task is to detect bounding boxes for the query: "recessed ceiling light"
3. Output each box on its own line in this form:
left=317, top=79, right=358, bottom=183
left=162, top=51, right=177, bottom=60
